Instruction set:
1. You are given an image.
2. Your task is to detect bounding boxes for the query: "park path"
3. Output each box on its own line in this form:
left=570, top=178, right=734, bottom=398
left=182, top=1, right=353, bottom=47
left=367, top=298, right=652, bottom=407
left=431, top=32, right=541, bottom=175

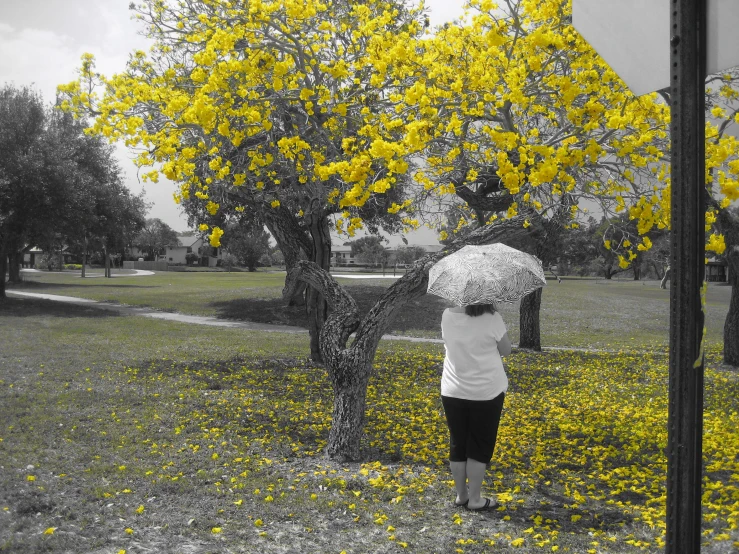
left=5, top=290, right=443, bottom=344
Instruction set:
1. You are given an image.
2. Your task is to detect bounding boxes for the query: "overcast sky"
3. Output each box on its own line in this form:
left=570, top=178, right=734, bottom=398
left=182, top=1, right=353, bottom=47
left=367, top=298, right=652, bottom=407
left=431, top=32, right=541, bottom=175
left=0, top=0, right=465, bottom=240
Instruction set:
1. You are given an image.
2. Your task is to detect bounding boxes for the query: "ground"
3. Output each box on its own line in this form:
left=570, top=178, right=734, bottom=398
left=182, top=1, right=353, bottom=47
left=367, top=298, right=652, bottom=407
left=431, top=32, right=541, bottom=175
left=0, top=271, right=737, bottom=553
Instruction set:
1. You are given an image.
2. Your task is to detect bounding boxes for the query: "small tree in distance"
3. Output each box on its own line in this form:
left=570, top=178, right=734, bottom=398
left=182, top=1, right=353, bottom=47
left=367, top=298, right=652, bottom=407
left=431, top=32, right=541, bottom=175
left=348, top=236, right=390, bottom=268
left=394, top=245, right=427, bottom=267
left=133, top=218, right=180, bottom=261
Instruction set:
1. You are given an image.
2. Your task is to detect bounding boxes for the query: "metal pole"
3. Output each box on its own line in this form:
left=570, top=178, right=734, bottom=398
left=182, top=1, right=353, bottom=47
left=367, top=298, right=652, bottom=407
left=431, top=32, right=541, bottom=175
left=666, top=0, right=706, bottom=552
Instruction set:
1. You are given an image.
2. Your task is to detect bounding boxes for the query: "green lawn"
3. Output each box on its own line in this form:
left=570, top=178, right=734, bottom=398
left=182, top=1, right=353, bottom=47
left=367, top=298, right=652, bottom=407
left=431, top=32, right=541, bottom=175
left=1, top=277, right=737, bottom=553
left=9, top=269, right=732, bottom=350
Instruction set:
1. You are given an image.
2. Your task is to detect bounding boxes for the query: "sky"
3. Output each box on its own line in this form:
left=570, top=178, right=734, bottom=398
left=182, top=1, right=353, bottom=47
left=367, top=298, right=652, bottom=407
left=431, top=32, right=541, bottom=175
left=0, top=0, right=465, bottom=241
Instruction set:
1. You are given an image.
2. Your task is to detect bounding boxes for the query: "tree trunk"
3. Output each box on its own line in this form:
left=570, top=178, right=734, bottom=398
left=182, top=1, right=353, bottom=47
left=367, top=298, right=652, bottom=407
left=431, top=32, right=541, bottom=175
left=326, top=358, right=372, bottom=461
left=0, top=251, right=6, bottom=299
left=285, top=216, right=529, bottom=460
left=82, top=235, right=87, bottom=278
left=8, top=251, right=21, bottom=283
left=58, top=248, right=64, bottom=272
left=518, top=287, right=542, bottom=351
left=306, top=215, right=331, bottom=363
left=105, top=248, right=111, bottom=278
left=633, top=263, right=641, bottom=280
left=724, top=250, right=739, bottom=366
left=660, top=267, right=671, bottom=289
left=262, top=207, right=310, bottom=307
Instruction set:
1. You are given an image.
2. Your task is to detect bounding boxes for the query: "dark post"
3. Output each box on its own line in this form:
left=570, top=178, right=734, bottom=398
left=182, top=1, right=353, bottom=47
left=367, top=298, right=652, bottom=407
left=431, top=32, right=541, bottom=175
left=666, top=0, right=706, bottom=552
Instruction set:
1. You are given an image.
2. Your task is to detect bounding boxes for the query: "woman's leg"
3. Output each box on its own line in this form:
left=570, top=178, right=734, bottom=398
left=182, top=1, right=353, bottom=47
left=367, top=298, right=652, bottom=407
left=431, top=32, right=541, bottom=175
left=465, top=459, right=487, bottom=509
left=449, top=461, right=468, bottom=504
left=442, top=396, right=469, bottom=504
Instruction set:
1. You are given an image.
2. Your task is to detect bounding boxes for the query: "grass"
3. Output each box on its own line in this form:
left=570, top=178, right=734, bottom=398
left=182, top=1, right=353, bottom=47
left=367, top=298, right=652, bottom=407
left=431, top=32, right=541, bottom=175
left=1, top=277, right=737, bottom=553
left=8, top=269, right=732, bottom=350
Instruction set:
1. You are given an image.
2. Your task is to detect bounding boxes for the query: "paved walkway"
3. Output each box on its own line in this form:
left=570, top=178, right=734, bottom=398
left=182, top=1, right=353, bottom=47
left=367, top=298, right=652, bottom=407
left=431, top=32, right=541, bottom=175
left=20, top=268, right=155, bottom=277
left=5, top=290, right=443, bottom=343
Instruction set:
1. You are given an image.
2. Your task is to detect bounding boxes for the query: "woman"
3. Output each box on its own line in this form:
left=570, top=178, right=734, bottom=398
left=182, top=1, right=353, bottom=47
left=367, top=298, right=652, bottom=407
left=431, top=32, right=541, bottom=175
left=440, top=303, right=511, bottom=511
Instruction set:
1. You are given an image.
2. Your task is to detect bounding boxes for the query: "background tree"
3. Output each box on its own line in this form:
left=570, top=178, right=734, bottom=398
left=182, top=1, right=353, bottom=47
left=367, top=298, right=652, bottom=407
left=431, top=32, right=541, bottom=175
left=133, top=218, right=180, bottom=261
left=221, top=219, right=272, bottom=272
left=0, top=85, right=49, bottom=296
left=394, top=245, right=427, bottom=267
left=348, top=236, right=389, bottom=267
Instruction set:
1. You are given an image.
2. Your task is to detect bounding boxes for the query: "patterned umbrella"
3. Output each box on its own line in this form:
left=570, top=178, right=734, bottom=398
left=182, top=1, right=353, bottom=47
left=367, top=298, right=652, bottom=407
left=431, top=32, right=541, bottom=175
left=427, top=243, right=546, bottom=305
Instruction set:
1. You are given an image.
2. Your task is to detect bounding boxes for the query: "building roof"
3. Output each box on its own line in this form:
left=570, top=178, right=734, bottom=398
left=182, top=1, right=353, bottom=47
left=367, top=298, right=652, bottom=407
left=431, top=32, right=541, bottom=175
left=173, top=234, right=203, bottom=248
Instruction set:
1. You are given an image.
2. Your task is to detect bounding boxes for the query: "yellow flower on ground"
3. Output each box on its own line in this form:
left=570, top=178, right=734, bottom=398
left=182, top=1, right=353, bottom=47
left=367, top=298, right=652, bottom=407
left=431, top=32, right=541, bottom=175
left=211, top=527, right=222, bottom=534
left=43, top=527, right=56, bottom=535
left=125, top=528, right=133, bottom=535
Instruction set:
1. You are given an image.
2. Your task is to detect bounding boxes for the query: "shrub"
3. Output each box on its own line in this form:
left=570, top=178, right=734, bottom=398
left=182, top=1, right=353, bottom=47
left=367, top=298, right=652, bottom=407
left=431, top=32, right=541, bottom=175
left=63, top=264, right=83, bottom=270
left=37, top=253, right=61, bottom=271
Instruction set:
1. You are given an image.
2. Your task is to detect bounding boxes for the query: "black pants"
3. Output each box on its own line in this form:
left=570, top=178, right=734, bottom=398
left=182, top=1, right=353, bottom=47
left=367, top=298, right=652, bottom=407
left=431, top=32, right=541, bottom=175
left=441, top=393, right=505, bottom=463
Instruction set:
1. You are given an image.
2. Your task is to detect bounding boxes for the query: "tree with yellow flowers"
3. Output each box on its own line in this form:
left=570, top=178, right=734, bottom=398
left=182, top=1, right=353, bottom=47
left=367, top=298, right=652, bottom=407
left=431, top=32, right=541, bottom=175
left=60, top=0, right=428, bottom=363
left=381, top=0, right=739, bottom=363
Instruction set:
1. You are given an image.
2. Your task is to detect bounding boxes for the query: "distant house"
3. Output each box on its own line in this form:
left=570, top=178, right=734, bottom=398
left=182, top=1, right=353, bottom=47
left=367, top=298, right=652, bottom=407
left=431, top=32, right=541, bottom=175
left=166, top=234, right=222, bottom=267
left=332, top=245, right=356, bottom=266
left=23, top=245, right=73, bottom=268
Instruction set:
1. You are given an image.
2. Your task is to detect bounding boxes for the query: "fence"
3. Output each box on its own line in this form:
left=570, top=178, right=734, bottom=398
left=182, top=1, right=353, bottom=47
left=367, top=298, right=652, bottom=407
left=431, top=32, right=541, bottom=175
left=123, top=260, right=169, bottom=272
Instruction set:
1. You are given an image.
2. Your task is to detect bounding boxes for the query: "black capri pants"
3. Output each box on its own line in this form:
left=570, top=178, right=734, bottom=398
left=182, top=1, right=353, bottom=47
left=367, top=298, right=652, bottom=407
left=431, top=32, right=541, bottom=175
left=441, top=393, right=505, bottom=464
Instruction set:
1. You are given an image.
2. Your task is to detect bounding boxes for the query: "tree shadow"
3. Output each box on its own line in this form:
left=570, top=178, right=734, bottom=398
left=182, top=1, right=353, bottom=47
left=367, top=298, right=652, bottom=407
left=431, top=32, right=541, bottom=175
left=209, top=284, right=448, bottom=333
left=210, top=298, right=310, bottom=327
left=0, top=297, right=122, bottom=318
left=8, top=281, right=157, bottom=290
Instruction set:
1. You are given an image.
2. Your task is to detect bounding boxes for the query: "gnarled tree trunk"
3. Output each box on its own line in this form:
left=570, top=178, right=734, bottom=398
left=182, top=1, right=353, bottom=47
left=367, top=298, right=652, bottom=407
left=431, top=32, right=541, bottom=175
left=286, top=217, right=527, bottom=460
left=518, top=287, right=542, bottom=351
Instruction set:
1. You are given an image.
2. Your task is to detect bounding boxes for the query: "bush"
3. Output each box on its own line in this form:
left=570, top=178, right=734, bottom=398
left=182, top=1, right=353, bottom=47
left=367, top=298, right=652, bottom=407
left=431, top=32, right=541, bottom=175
left=219, top=252, right=239, bottom=270
left=37, top=253, right=61, bottom=271
left=64, top=264, right=83, bottom=270
left=258, top=253, right=273, bottom=267
left=185, top=252, right=199, bottom=266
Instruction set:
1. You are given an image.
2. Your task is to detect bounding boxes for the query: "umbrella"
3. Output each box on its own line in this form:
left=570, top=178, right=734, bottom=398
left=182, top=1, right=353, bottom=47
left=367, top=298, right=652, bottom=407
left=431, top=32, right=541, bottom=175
left=427, top=243, right=546, bottom=305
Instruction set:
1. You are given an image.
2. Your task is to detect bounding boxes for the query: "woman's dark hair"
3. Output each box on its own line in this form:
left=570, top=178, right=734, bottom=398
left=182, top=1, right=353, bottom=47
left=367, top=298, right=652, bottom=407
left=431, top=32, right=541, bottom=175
left=464, top=304, right=497, bottom=317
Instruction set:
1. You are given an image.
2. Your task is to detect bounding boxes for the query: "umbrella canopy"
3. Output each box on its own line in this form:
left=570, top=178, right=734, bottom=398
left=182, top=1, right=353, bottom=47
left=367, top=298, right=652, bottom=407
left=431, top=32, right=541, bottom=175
left=427, top=243, right=546, bottom=305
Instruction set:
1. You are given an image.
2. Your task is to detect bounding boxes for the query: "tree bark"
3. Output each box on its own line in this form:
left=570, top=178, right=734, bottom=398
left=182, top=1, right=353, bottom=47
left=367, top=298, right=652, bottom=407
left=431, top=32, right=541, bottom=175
left=724, top=249, right=739, bottom=366
left=326, top=357, right=372, bottom=461
left=0, top=251, right=6, bottom=299
left=82, top=235, right=87, bottom=278
left=714, top=207, right=739, bottom=365
left=518, top=287, right=542, bottom=351
left=286, top=216, right=528, bottom=460
left=306, top=214, right=331, bottom=363
left=105, top=247, right=111, bottom=278
left=8, top=251, right=21, bottom=283
left=660, top=267, right=671, bottom=289
left=262, top=206, right=310, bottom=307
